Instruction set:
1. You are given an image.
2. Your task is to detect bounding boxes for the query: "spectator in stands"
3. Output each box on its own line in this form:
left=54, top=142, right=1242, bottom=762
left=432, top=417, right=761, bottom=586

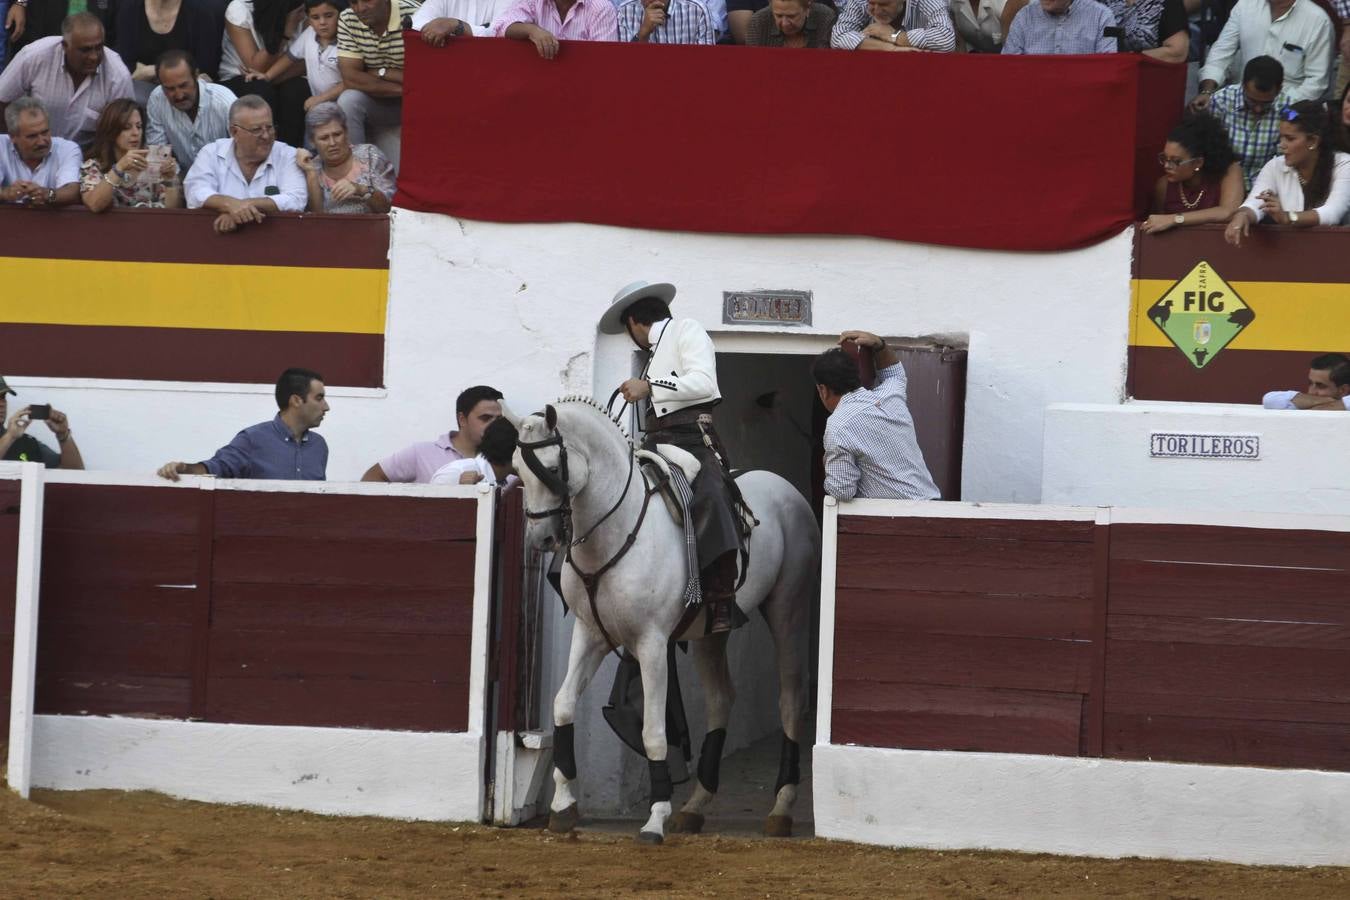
left=617, top=0, right=715, bottom=42
left=277, top=0, right=345, bottom=111
left=950, top=0, right=1006, bottom=51
left=0, top=96, right=81, bottom=205
left=832, top=0, right=957, bottom=50
left=333, top=0, right=414, bottom=155
left=1334, top=80, right=1350, bottom=151
left=1140, top=115, right=1244, bottom=233
left=1202, top=55, right=1289, bottom=192
left=158, top=367, right=330, bottom=480
left=183, top=93, right=308, bottom=232
left=1262, top=352, right=1350, bottom=409
left=361, top=385, right=505, bottom=483
left=146, top=49, right=233, bottom=170
left=1095, top=0, right=1187, bottom=58
left=812, top=330, right=939, bottom=502
left=295, top=101, right=392, bottom=211
left=1194, top=0, right=1333, bottom=104
left=0, top=13, right=135, bottom=148
left=108, top=0, right=225, bottom=103
left=80, top=96, right=183, bottom=210
left=1225, top=99, right=1350, bottom=243
left=0, top=376, right=85, bottom=469
left=413, top=0, right=504, bottom=39
left=493, top=0, right=619, bottom=58
left=430, top=416, right=519, bottom=485
left=220, top=0, right=311, bottom=146
left=745, top=0, right=835, bottom=46
left=1001, top=0, right=1116, bottom=53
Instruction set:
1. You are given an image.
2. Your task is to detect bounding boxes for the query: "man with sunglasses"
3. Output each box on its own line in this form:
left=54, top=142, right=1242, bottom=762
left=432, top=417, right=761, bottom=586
left=1195, top=55, right=1289, bottom=192
left=183, top=94, right=308, bottom=234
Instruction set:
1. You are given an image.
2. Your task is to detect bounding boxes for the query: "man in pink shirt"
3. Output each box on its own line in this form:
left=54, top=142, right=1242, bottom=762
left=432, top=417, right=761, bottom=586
left=361, top=385, right=505, bottom=483
left=492, top=0, right=619, bottom=57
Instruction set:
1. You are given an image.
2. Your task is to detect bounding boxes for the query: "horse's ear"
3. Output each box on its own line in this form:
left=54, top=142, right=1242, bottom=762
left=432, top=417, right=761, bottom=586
left=545, top=404, right=558, bottom=431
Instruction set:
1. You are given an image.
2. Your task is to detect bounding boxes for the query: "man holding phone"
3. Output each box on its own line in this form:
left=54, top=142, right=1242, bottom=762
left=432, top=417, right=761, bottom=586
left=0, top=376, right=85, bottom=469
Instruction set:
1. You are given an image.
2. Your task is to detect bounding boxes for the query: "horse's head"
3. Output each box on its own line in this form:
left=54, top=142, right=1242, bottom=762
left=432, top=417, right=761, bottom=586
left=515, top=404, right=591, bottom=552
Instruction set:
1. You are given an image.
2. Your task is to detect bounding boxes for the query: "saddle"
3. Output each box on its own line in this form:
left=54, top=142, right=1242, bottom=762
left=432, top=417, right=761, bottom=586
left=636, top=444, right=701, bottom=526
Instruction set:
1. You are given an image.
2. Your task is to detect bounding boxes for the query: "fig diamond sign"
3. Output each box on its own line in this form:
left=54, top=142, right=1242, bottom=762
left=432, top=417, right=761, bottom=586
left=1145, top=260, right=1255, bottom=369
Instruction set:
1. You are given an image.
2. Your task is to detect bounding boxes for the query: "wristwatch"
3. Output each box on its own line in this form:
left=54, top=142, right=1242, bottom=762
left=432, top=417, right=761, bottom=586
left=1289, top=210, right=1300, bottom=225
left=890, top=30, right=902, bottom=43
left=377, top=66, right=387, bottom=79
left=1173, top=214, right=1184, bottom=226
left=452, top=19, right=466, bottom=36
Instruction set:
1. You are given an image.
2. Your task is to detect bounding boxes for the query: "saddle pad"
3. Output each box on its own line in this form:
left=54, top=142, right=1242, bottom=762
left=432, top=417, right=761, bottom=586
left=635, top=445, right=701, bottom=483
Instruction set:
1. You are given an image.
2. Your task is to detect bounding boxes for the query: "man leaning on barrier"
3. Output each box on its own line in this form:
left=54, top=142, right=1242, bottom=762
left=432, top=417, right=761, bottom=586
left=0, top=375, right=85, bottom=470
left=1262, top=352, right=1350, bottom=411
left=812, top=330, right=940, bottom=501
left=157, top=368, right=330, bottom=481
left=0, top=96, right=80, bottom=206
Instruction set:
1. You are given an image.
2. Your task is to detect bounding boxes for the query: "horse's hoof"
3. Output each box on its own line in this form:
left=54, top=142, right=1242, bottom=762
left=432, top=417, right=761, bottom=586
left=636, top=829, right=664, bottom=845
left=670, top=812, right=705, bottom=834
left=548, top=803, right=579, bottom=833
left=763, top=815, right=793, bottom=838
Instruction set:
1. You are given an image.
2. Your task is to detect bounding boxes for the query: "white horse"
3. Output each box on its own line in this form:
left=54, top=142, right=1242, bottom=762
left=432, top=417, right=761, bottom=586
left=515, top=400, right=820, bottom=844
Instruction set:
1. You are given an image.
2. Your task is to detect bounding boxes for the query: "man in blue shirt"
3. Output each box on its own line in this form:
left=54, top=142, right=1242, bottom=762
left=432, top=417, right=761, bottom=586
left=1001, top=0, right=1118, bottom=55
left=157, top=368, right=330, bottom=481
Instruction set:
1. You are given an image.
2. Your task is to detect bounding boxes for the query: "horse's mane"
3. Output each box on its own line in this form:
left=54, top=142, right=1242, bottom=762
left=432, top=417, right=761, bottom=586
left=548, top=396, right=631, bottom=441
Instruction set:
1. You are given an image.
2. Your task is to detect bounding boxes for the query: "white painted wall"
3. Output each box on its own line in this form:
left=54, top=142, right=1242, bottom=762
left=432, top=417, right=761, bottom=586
left=813, top=744, right=1350, bottom=867
left=1043, top=401, right=1350, bottom=514
left=5, top=211, right=1135, bottom=502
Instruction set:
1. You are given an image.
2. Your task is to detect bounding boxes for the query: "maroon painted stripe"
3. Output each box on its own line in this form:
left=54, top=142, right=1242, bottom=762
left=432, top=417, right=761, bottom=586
left=0, top=207, right=390, bottom=269
left=1129, top=346, right=1317, bottom=403
left=0, top=323, right=384, bottom=388
left=1135, top=224, right=1350, bottom=283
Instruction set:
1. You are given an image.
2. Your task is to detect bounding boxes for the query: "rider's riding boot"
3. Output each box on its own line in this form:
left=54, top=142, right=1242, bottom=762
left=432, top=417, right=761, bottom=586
left=701, top=551, right=747, bottom=635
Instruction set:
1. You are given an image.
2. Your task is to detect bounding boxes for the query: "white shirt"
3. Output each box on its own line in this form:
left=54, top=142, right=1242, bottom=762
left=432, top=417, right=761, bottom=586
left=1200, top=0, right=1334, bottom=102
left=220, top=0, right=265, bottom=80
left=145, top=79, right=236, bottom=171
left=288, top=27, right=343, bottom=96
left=1263, top=390, right=1350, bottom=409
left=430, top=455, right=497, bottom=485
left=0, top=135, right=82, bottom=191
left=950, top=0, right=1007, bottom=51
left=412, top=0, right=510, bottom=33
left=1240, top=151, right=1350, bottom=225
left=184, top=137, right=309, bottom=211
left=643, top=317, right=722, bottom=418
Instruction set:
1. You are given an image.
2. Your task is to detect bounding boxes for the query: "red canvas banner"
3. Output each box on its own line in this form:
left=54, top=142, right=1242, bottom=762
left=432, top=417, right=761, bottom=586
left=398, top=38, right=1184, bottom=252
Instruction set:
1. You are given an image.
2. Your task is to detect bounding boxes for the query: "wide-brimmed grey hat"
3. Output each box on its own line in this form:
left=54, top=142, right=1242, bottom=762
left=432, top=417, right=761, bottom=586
left=598, top=280, right=676, bottom=334
left=0, top=376, right=15, bottom=396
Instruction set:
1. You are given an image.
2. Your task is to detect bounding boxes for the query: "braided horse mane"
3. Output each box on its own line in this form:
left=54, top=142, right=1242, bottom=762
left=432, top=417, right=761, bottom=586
left=547, top=395, right=632, bottom=442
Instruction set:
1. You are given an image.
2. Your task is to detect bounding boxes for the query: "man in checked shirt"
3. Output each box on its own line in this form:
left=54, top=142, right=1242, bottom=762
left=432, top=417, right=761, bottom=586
left=812, top=330, right=941, bottom=501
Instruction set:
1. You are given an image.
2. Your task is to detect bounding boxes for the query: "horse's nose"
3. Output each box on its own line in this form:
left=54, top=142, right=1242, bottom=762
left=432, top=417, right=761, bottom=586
left=540, top=534, right=556, bottom=551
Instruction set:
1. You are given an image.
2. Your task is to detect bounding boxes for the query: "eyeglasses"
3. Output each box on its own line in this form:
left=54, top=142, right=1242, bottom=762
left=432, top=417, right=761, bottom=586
left=1158, top=153, right=1200, bottom=169
left=232, top=122, right=277, bottom=137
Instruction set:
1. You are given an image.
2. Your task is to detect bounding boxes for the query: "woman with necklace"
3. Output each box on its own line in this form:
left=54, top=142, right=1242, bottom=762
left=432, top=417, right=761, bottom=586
left=1225, top=100, right=1350, bottom=246
left=1139, top=114, right=1242, bottom=234
left=295, top=102, right=395, bottom=214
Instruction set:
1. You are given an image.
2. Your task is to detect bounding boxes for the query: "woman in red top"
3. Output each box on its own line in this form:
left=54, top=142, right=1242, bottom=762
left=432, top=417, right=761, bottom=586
left=1139, top=114, right=1244, bottom=235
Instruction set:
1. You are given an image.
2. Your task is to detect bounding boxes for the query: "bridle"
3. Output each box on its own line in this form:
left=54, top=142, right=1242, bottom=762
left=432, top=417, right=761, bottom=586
left=517, top=409, right=658, bottom=654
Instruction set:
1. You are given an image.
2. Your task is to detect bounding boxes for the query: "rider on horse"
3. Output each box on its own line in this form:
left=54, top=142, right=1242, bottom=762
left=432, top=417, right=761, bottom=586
left=600, top=280, right=749, bottom=755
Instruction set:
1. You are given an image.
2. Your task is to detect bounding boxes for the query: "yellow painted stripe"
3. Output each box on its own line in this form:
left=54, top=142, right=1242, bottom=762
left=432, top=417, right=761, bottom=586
left=1130, top=278, right=1350, bottom=352
left=2, top=257, right=387, bottom=335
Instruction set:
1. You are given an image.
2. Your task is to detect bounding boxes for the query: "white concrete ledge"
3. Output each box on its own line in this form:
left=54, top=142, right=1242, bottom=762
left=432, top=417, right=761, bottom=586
left=814, top=743, right=1350, bottom=867
left=31, top=716, right=485, bottom=821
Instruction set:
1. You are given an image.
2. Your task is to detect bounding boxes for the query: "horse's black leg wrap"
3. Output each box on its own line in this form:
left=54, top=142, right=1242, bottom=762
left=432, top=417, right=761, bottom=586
left=773, top=734, right=800, bottom=795
left=554, top=723, right=577, bottom=781
left=648, top=758, right=673, bottom=804
left=697, top=728, right=728, bottom=794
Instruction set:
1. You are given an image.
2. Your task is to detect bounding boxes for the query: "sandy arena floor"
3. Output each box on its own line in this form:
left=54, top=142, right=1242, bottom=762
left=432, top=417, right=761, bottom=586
left=2, top=776, right=1347, bottom=898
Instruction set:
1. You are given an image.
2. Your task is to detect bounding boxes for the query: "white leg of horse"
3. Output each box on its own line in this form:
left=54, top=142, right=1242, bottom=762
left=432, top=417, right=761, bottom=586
left=548, top=620, right=610, bottom=833
left=633, top=637, right=673, bottom=844
left=759, top=568, right=812, bottom=837
left=672, top=632, right=733, bottom=835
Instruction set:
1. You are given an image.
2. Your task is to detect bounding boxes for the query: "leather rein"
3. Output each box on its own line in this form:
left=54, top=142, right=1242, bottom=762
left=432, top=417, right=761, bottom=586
left=518, top=417, right=658, bottom=655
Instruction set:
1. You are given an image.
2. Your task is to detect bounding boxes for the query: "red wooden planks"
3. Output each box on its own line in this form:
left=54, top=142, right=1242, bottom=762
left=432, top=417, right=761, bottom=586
left=205, top=678, right=468, bottom=732
left=211, top=536, right=475, bottom=589
left=835, top=588, right=1094, bottom=641
left=35, top=673, right=192, bottom=718
left=838, top=514, right=1097, bottom=543
left=1107, top=640, right=1349, bottom=704
left=1105, top=713, right=1350, bottom=771
left=208, top=630, right=470, bottom=683
left=1108, top=558, right=1349, bottom=623
left=1111, top=523, right=1350, bottom=570
left=212, top=492, right=478, bottom=542
left=837, top=533, right=1095, bottom=597
left=211, top=583, right=471, bottom=635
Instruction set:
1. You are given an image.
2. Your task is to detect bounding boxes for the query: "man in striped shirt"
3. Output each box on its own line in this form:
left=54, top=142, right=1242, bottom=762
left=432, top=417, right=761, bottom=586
left=145, top=50, right=234, bottom=172
left=493, top=0, right=618, bottom=57
left=337, top=0, right=422, bottom=149
left=831, top=0, right=957, bottom=51
left=617, top=0, right=715, bottom=42
left=813, top=330, right=940, bottom=502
